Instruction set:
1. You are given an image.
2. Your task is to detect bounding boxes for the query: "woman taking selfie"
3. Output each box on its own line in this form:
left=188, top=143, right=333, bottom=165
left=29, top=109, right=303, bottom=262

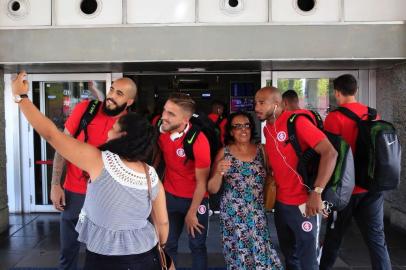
left=12, top=72, right=168, bottom=270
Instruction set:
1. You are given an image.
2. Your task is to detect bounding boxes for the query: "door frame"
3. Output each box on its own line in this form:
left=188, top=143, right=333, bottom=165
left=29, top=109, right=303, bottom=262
left=5, top=73, right=113, bottom=213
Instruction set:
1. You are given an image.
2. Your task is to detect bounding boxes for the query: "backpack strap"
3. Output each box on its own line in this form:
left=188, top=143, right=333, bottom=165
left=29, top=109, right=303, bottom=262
left=367, top=107, right=378, bottom=121
left=214, top=115, right=223, bottom=127
left=73, top=100, right=101, bottom=142
left=310, top=110, right=324, bottom=130
left=287, top=113, right=316, bottom=157
left=335, top=107, right=361, bottom=123
left=183, top=125, right=201, bottom=162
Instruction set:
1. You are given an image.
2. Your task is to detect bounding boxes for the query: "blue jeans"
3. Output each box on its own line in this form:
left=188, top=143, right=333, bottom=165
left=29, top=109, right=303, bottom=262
left=165, top=192, right=208, bottom=270
left=59, top=190, right=86, bottom=270
left=274, top=201, right=319, bottom=270
left=320, top=192, right=391, bottom=270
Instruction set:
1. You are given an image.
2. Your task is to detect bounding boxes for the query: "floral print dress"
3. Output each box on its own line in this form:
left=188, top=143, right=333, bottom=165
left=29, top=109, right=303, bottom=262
left=219, top=146, right=284, bottom=270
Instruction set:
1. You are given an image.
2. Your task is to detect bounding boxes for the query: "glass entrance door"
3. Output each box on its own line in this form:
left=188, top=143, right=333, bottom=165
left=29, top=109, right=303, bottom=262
left=260, top=70, right=370, bottom=144
left=272, top=71, right=360, bottom=119
left=23, top=74, right=111, bottom=212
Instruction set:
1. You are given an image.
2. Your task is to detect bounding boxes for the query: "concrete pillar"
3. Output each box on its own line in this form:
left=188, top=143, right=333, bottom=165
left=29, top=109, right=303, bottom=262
left=0, top=68, right=9, bottom=233
left=376, top=63, right=406, bottom=232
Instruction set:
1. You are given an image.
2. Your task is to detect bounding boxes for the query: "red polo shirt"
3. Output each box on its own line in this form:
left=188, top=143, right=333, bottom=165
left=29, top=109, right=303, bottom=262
left=158, top=126, right=211, bottom=199
left=63, top=101, right=118, bottom=194
left=264, top=111, right=326, bottom=205
left=324, top=102, right=371, bottom=194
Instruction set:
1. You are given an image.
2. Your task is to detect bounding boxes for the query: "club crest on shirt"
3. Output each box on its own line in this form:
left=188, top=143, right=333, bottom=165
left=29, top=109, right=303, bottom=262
left=277, top=131, right=287, bottom=142
left=302, top=221, right=313, bottom=232
left=198, top=205, right=207, bottom=215
left=176, top=148, right=186, bottom=157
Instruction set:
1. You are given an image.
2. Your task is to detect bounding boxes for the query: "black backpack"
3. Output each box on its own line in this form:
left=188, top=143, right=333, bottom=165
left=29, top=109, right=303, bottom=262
left=287, top=113, right=355, bottom=211
left=336, top=107, right=401, bottom=192
left=73, top=100, right=101, bottom=142
left=183, top=113, right=222, bottom=165
left=213, top=115, right=224, bottom=134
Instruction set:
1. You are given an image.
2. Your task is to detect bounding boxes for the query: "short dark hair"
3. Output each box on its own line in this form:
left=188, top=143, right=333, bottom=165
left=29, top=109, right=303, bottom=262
left=282, top=89, right=299, bottom=101
left=211, top=100, right=225, bottom=108
left=224, top=111, right=256, bottom=145
left=333, top=74, right=358, bottom=96
left=99, top=113, right=157, bottom=162
left=168, top=92, right=196, bottom=115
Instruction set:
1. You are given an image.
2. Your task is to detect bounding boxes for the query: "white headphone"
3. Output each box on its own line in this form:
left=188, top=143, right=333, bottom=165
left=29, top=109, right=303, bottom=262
left=272, top=104, right=278, bottom=117
left=160, top=123, right=190, bottom=141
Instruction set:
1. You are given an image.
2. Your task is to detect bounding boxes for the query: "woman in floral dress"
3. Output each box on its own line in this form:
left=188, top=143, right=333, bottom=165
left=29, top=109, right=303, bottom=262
left=208, top=111, right=283, bottom=270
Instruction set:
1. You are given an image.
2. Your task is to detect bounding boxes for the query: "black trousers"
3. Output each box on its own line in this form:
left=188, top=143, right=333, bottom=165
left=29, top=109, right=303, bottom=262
left=320, top=192, right=391, bottom=270
left=274, top=201, right=319, bottom=270
left=165, top=192, right=208, bottom=270
left=84, top=246, right=161, bottom=270
left=59, top=190, right=85, bottom=270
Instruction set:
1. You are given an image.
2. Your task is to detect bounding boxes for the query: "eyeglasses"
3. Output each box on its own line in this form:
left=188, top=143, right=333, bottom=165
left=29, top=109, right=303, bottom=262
left=231, top=123, right=251, bottom=130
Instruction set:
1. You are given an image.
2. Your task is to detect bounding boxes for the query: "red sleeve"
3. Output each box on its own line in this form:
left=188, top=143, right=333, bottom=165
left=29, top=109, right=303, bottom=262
left=193, top=133, right=211, bottom=168
left=324, top=111, right=341, bottom=135
left=296, top=116, right=326, bottom=149
left=64, top=101, right=90, bottom=135
left=207, top=113, right=217, bottom=122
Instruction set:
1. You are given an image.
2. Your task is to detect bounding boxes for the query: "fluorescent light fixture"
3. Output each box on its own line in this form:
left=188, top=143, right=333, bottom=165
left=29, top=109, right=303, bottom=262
left=177, top=68, right=206, bottom=72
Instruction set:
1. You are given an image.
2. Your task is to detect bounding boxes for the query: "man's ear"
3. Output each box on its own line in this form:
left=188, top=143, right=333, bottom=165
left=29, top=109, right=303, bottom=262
left=126, top=99, right=135, bottom=108
left=119, top=131, right=127, bottom=138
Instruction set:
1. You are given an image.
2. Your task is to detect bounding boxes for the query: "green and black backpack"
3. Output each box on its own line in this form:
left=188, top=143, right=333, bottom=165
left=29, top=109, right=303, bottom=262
left=287, top=112, right=355, bottom=211
left=336, top=107, right=401, bottom=192
left=183, top=113, right=222, bottom=165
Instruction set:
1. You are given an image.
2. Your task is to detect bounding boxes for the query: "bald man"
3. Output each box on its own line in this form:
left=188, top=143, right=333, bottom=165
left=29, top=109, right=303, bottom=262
left=255, top=87, right=337, bottom=270
left=51, top=77, right=137, bottom=270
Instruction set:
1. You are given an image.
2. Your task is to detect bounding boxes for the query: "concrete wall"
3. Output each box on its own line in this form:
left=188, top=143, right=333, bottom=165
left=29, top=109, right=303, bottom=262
left=376, top=62, right=406, bottom=232
left=0, top=68, right=9, bottom=233
left=1, top=24, right=406, bottom=64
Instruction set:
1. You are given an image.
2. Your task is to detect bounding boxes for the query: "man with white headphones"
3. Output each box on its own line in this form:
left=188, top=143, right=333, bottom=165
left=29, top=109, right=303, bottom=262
left=158, top=93, right=211, bottom=270
left=255, top=86, right=337, bottom=269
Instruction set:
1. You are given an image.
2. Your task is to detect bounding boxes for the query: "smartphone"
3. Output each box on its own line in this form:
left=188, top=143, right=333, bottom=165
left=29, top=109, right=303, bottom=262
left=299, top=202, right=326, bottom=217
left=298, top=203, right=306, bottom=217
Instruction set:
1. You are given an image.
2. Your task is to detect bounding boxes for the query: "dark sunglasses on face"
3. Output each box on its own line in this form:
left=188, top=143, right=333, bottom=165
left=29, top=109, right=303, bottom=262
left=231, top=123, right=251, bottom=130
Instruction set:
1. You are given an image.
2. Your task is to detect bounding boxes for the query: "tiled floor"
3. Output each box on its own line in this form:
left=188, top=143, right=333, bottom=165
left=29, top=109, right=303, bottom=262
left=1, top=213, right=406, bottom=269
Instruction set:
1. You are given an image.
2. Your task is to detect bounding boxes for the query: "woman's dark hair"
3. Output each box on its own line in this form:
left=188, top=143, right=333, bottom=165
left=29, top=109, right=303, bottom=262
left=224, top=111, right=256, bottom=146
left=99, top=112, right=157, bottom=162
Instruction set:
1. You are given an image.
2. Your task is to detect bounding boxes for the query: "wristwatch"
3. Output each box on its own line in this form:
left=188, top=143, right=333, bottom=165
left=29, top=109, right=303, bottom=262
left=13, top=94, right=28, bottom=103
left=313, top=186, right=324, bottom=194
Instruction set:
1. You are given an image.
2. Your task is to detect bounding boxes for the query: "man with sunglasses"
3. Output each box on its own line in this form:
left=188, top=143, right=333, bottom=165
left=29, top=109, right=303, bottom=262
left=50, top=77, right=137, bottom=270
left=255, top=86, right=337, bottom=270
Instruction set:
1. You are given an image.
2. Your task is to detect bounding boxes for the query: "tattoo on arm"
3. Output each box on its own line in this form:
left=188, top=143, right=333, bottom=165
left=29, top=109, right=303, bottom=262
left=51, top=128, right=70, bottom=185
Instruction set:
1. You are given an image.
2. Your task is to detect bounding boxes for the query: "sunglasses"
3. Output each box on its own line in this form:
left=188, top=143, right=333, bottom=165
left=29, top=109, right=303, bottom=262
left=231, top=123, right=251, bottom=130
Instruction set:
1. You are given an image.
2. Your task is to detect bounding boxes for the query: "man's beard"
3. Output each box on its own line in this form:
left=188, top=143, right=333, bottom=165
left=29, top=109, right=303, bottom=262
left=257, top=109, right=274, bottom=122
left=161, top=122, right=181, bottom=133
left=102, top=99, right=128, bottom=116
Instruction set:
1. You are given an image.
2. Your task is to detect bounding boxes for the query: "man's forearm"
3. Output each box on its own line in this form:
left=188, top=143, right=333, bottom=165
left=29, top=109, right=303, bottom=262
left=313, top=148, right=337, bottom=189
left=188, top=182, right=207, bottom=214
left=51, top=151, right=66, bottom=185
